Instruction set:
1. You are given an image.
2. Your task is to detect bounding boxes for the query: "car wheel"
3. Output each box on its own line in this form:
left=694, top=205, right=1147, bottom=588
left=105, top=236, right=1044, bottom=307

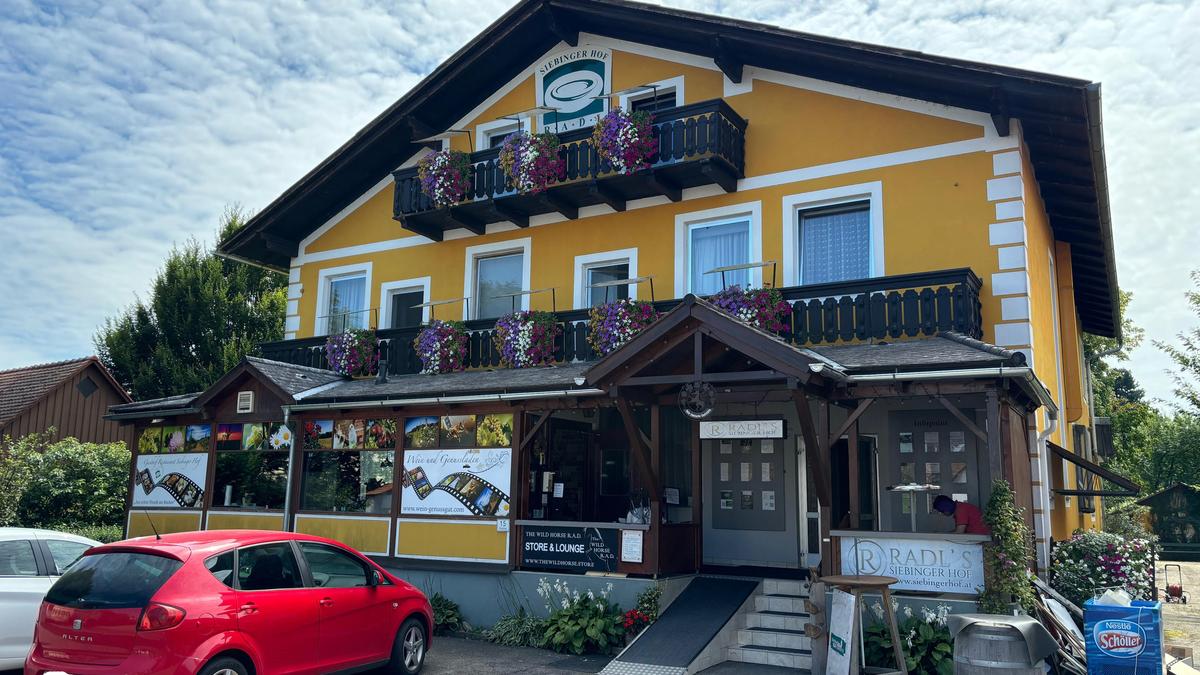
left=390, top=617, right=427, bottom=674
left=198, top=656, right=248, bottom=675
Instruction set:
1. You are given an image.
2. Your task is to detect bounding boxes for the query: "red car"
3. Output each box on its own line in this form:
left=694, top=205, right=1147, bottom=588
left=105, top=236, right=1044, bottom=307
left=25, top=530, right=432, bottom=675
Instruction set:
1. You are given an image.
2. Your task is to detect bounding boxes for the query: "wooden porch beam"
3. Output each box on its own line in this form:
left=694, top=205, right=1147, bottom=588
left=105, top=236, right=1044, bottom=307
left=827, top=398, right=874, bottom=449
left=544, top=9, right=578, bottom=47
left=447, top=206, right=486, bottom=235
left=935, top=396, right=988, bottom=442
left=646, top=169, right=682, bottom=202
left=985, top=390, right=1004, bottom=483
left=396, top=216, right=444, bottom=242
left=792, top=390, right=830, bottom=507
left=491, top=199, right=529, bottom=228
left=713, top=35, right=743, bottom=83
left=538, top=192, right=578, bottom=220
left=699, top=158, right=738, bottom=193
left=624, top=370, right=782, bottom=386
left=518, top=412, right=552, bottom=452
left=616, top=399, right=661, bottom=501
left=589, top=180, right=626, bottom=212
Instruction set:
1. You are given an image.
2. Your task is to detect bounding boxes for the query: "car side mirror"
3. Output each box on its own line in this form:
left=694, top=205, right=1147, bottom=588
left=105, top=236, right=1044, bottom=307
left=371, top=569, right=384, bottom=586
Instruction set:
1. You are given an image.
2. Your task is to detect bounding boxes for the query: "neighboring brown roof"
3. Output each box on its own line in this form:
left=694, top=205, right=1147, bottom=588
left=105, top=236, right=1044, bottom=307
left=0, top=357, right=130, bottom=427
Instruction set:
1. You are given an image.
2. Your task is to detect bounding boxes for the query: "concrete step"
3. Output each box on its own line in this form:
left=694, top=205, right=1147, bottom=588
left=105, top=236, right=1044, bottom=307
left=746, top=610, right=808, bottom=632
left=754, top=594, right=806, bottom=614
left=762, top=578, right=809, bottom=597
left=727, top=644, right=813, bottom=670
left=738, top=627, right=811, bottom=651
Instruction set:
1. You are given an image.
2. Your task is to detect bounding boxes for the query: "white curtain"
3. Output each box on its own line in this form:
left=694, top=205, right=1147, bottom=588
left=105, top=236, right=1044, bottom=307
left=476, top=253, right=524, bottom=319
left=800, top=207, right=870, bottom=285
left=328, top=276, right=367, bottom=332
left=690, top=220, right=750, bottom=295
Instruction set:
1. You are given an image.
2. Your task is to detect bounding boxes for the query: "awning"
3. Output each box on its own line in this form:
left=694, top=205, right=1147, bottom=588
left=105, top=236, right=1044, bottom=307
left=1048, top=441, right=1139, bottom=498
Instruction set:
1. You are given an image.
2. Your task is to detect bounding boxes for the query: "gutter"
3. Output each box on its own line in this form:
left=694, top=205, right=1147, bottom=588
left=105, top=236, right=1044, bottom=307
left=104, top=407, right=201, bottom=422
left=283, top=388, right=606, bottom=413
left=214, top=249, right=289, bottom=275
left=1085, top=82, right=1122, bottom=341
left=831, top=365, right=1059, bottom=414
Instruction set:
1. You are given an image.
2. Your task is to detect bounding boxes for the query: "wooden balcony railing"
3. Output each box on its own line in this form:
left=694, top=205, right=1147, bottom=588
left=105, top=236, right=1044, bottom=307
left=392, top=99, right=747, bottom=240
left=259, top=268, right=983, bottom=377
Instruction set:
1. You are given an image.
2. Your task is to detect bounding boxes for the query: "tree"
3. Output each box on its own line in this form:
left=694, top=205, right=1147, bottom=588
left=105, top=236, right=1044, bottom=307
left=95, top=206, right=286, bottom=399
left=1158, top=270, right=1200, bottom=413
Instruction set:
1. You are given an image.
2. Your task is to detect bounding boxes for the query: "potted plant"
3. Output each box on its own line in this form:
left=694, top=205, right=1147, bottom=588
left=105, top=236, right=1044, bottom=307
left=324, top=327, right=379, bottom=377
left=592, top=108, right=658, bottom=174
left=494, top=310, right=560, bottom=368
left=978, top=480, right=1037, bottom=614
left=708, top=285, right=792, bottom=333
left=498, top=131, right=564, bottom=194
left=416, top=149, right=473, bottom=207
left=587, top=298, right=660, bottom=356
left=413, top=320, right=469, bottom=374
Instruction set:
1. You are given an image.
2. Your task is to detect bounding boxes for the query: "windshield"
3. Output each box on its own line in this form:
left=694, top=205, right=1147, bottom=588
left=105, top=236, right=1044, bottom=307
left=45, top=551, right=182, bottom=609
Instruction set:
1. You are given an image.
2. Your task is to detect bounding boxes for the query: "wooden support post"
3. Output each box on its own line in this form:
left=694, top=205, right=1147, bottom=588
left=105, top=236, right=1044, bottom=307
left=691, top=417, right=702, bottom=568
left=616, top=399, right=661, bottom=499
left=848, top=418, right=860, bottom=530
left=935, top=395, right=987, bottom=442
left=650, top=404, right=662, bottom=575
left=792, top=389, right=833, bottom=575
left=827, top=398, right=874, bottom=450
left=986, top=390, right=1004, bottom=485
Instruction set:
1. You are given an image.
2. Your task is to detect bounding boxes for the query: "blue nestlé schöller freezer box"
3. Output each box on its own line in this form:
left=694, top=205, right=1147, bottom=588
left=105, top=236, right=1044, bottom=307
left=1083, top=599, right=1163, bottom=674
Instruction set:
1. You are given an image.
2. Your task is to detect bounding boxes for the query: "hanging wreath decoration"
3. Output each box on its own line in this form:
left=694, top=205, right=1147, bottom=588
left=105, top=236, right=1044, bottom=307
left=416, top=149, right=473, bottom=208
left=493, top=310, right=561, bottom=368
left=587, top=298, right=660, bottom=356
left=498, top=131, right=565, bottom=194
left=708, top=285, right=792, bottom=333
left=592, top=108, right=658, bottom=175
left=413, top=320, right=469, bottom=375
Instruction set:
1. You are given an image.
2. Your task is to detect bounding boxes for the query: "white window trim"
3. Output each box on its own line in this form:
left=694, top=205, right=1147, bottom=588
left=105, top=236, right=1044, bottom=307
left=379, top=276, right=432, bottom=329
left=673, top=201, right=762, bottom=297
left=572, top=248, right=639, bottom=309
left=314, top=262, right=372, bottom=336
left=463, top=237, right=532, bottom=320
left=475, top=116, right=531, bottom=151
left=781, top=182, right=884, bottom=286
left=619, top=76, right=685, bottom=112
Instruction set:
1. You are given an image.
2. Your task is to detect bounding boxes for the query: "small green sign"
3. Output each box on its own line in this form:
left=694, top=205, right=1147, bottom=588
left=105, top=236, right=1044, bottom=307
left=831, top=634, right=847, bottom=655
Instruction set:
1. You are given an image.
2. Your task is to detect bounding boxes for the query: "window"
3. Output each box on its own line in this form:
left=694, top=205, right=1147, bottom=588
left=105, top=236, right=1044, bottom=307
left=797, top=203, right=871, bottom=285
left=237, top=543, right=303, bottom=591
left=300, top=543, right=371, bottom=588
left=44, top=539, right=91, bottom=575
left=585, top=262, right=630, bottom=307
left=47, top=552, right=182, bottom=608
left=327, top=274, right=368, bottom=333
left=77, top=376, right=98, bottom=398
left=488, top=132, right=511, bottom=149
left=474, top=252, right=525, bottom=319
left=205, top=550, right=235, bottom=588
left=689, top=219, right=750, bottom=295
left=0, top=540, right=38, bottom=576
left=388, top=290, right=425, bottom=329
left=214, top=422, right=291, bottom=510
left=301, top=419, right=395, bottom=512
left=630, top=90, right=677, bottom=115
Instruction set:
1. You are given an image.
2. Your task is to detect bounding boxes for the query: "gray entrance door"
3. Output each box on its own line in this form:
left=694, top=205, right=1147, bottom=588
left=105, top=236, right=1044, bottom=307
left=887, top=410, right=981, bottom=532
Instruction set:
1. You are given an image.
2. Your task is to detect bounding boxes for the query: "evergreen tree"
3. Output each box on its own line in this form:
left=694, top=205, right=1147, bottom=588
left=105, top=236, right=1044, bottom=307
left=95, top=206, right=286, bottom=399
left=1158, top=270, right=1200, bottom=413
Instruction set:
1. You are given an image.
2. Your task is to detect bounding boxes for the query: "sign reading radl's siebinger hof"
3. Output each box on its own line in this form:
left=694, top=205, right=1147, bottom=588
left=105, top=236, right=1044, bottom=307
left=521, top=526, right=618, bottom=572
left=839, top=535, right=984, bottom=594
left=536, top=46, right=611, bottom=132
left=700, top=419, right=785, bottom=439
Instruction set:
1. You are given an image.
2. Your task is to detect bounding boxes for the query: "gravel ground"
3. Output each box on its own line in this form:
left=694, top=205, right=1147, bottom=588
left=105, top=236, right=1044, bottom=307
left=1159, top=559, right=1200, bottom=650
left=404, top=635, right=612, bottom=674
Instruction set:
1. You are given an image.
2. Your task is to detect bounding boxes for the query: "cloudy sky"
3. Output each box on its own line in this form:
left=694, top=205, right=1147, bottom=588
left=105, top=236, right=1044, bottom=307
left=1, top=0, right=1196, bottom=405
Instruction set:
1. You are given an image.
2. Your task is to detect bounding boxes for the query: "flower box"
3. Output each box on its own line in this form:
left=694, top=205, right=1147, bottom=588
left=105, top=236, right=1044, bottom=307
left=593, top=109, right=658, bottom=175
left=498, top=132, right=565, bottom=194
left=414, top=320, right=469, bottom=375
left=324, top=328, right=379, bottom=377
left=708, top=285, right=791, bottom=333
left=417, top=149, right=473, bottom=208
left=494, top=311, right=560, bottom=368
left=588, top=299, right=660, bottom=356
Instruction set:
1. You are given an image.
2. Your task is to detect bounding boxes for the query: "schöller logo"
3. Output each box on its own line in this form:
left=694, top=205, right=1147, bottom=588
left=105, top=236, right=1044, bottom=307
left=1093, top=619, right=1145, bottom=657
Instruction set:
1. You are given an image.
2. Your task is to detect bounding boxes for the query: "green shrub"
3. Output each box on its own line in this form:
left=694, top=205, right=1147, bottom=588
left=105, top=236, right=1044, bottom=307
left=864, top=603, right=953, bottom=675
left=1102, top=501, right=1156, bottom=542
left=52, top=522, right=124, bottom=543
left=0, top=434, right=36, bottom=526
left=634, top=584, right=661, bottom=620
left=1051, top=530, right=1157, bottom=608
left=978, top=480, right=1036, bottom=614
left=536, top=578, right=624, bottom=655
left=430, top=593, right=464, bottom=635
left=1, top=433, right=130, bottom=528
left=485, top=608, right=548, bottom=648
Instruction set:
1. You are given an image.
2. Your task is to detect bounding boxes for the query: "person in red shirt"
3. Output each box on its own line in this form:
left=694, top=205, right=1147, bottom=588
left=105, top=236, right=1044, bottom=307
left=932, top=495, right=991, bottom=535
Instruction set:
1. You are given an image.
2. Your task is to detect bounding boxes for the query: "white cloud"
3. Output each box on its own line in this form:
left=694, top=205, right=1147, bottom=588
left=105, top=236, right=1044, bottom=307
left=1, top=0, right=1195, bottom=408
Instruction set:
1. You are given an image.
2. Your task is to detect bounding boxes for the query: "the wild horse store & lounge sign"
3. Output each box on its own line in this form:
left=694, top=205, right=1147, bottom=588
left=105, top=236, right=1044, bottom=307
left=521, top=525, right=618, bottom=572
left=536, top=46, right=611, bottom=132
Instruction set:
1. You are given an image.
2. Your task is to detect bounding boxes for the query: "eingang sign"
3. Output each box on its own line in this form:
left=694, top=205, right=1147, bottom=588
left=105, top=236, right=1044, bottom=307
left=536, top=46, right=611, bottom=132
left=839, top=535, right=984, bottom=594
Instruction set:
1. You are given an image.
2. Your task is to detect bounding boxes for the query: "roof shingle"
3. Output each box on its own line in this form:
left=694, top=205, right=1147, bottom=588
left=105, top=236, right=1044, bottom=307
left=0, top=357, right=94, bottom=426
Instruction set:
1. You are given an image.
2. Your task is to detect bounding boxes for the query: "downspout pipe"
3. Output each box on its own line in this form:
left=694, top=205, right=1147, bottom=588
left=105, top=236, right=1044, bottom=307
left=1035, top=408, right=1059, bottom=571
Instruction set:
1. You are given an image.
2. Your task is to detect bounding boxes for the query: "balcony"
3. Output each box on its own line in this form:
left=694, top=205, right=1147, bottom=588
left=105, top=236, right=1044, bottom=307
left=392, top=99, right=747, bottom=240
left=259, top=268, right=983, bottom=377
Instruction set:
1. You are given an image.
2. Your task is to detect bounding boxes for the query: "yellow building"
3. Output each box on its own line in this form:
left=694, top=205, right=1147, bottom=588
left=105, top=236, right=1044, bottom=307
left=115, top=0, right=1133, bottom=666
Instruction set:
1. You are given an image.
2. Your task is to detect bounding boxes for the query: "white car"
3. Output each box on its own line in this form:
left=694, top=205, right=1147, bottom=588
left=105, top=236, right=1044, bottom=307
left=0, top=527, right=100, bottom=669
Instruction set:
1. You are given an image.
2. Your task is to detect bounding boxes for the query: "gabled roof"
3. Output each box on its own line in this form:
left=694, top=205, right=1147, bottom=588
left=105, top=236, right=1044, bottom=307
left=218, top=0, right=1119, bottom=338
left=0, top=357, right=130, bottom=428
left=1136, top=482, right=1200, bottom=506
left=107, top=391, right=203, bottom=419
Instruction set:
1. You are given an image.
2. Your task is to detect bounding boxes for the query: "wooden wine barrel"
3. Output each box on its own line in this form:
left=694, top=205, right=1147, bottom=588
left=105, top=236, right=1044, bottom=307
left=952, top=622, right=1043, bottom=674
